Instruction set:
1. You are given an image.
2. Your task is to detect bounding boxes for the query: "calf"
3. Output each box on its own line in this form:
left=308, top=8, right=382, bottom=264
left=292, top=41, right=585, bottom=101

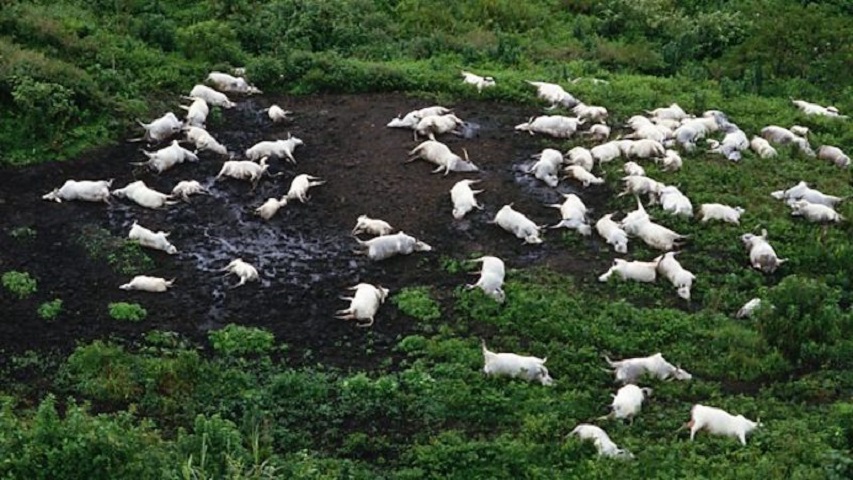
left=450, top=179, right=484, bottom=220
left=254, top=198, right=286, bottom=221
left=566, top=146, right=594, bottom=171
left=221, top=258, right=259, bottom=288
left=354, top=232, right=432, bottom=260
left=43, top=179, right=113, bottom=204
left=568, top=424, right=633, bottom=460
left=603, top=384, right=653, bottom=424
left=529, top=149, right=563, bottom=187
left=623, top=161, right=646, bottom=177
left=414, top=113, right=464, bottom=141
left=548, top=194, right=591, bottom=235
left=335, top=283, right=389, bottom=327
left=206, top=71, right=261, bottom=94
left=461, top=70, right=496, bottom=92
left=492, top=204, right=543, bottom=244
left=264, top=104, right=293, bottom=123
left=595, top=213, right=629, bottom=253
left=284, top=174, right=325, bottom=204
left=770, top=181, right=843, bottom=207
left=183, top=126, right=228, bottom=156
left=564, top=165, right=604, bottom=187
left=482, top=341, right=553, bottom=386
left=655, top=251, right=695, bottom=300
left=171, top=180, right=209, bottom=202
left=119, top=275, right=174, bottom=293
left=603, top=352, right=692, bottom=384
left=180, top=97, right=209, bottom=128
left=386, top=106, right=452, bottom=129
left=684, top=404, right=761, bottom=446
left=572, top=102, right=608, bottom=123
left=128, top=221, right=177, bottom=255
left=466, top=256, right=506, bottom=303
left=598, top=258, right=659, bottom=283
left=736, top=298, right=762, bottom=319
left=591, top=142, right=623, bottom=164
left=658, top=185, right=693, bottom=218
left=352, top=215, right=394, bottom=237
left=789, top=199, right=843, bottom=223
left=698, top=203, right=744, bottom=224
left=817, top=145, right=850, bottom=168
left=741, top=229, right=787, bottom=273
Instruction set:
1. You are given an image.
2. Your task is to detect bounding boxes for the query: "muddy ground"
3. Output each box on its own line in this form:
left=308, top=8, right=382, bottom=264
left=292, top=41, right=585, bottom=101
left=0, top=93, right=620, bottom=370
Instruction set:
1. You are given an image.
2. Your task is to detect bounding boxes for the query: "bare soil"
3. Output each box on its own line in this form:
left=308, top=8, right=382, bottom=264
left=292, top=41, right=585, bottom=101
left=0, top=93, right=618, bottom=370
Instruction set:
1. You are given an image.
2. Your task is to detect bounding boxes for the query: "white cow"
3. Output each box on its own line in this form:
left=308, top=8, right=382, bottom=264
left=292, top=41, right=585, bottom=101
left=221, top=258, right=259, bottom=288
left=128, top=221, right=177, bottom=255
left=598, top=258, right=659, bottom=283
left=386, top=106, right=452, bottom=129
left=407, top=140, right=478, bottom=175
left=789, top=200, right=843, bottom=223
left=568, top=424, right=633, bottom=460
left=603, top=352, right=692, bottom=384
left=548, top=194, right=591, bottom=235
left=658, top=186, right=693, bottom=218
left=604, top=384, right=653, bottom=424
left=770, top=181, right=843, bottom=208
left=564, top=165, right=604, bottom=187
left=206, top=71, right=261, bottom=94
left=245, top=135, right=304, bottom=163
left=482, top=341, right=553, bottom=386
left=684, top=404, right=761, bottom=446
left=354, top=232, right=432, bottom=261
left=655, top=251, right=695, bottom=300
left=414, top=113, right=464, bottom=141
left=119, top=275, right=174, bottom=293
left=135, top=140, right=199, bottom=173
left=698, top=203, right=744, bottom=224
left=215, top=158, right=272, bottom=187
left=491, top=204, right=543, bottom=244
left=817, top=145, right=850, bottom=168
left=741, top=229, right=787, bottom=273
left=187, top=84, right=235, bottom=108
left=529, top=149, right=564, bottom=187
left=566, top=146, right=594, bottom=171
left=525, top=80, right=579, bottom=109
left=335, top=283, right=389, bottom=327
left=180, top=97, right=209, bottom=128
left=466, top=256, right=506, bottom=303
left=111, top=180, right=176, bottom=209
left=749, top=136, right=777, bottom=159
left=791, top=99, right=846, bottom=118
left=461, top=70, right=496, bottom=92
left=450, top=179, right=484, bottom=220
left=284, top=174, right=325, bottom=204
left=171, top=180, right=209, bottom=202
left=132, top=112, right=182, bottom=144
left=183, top=126, right=228, bottom=156
left=42, top=179, right=113, bottom=204
left=352, top=215, right=394, bottom=237
left=254, top=198, right=286, bottom=221
left=595, top=213, right=629, bottom=254
left=515, top=115, right=582, bottom=138
left=736, top=298, right=762, bottom=319
left=264, top=104, right=293, bottom=123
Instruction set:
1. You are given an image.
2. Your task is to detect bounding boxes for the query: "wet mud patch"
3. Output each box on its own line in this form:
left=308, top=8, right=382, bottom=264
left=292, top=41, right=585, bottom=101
left=0, top=93, right=620, bottom=370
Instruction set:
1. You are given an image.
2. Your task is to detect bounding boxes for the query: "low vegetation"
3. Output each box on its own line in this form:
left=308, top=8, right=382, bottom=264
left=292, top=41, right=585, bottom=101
left=1, top=1, right=852, bottom=478
left=2, top=270, right=38, bottom=299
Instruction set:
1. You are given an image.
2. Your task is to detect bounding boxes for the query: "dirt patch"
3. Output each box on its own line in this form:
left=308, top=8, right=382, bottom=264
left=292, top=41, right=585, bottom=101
left=0, top=93, right=619, bottom=370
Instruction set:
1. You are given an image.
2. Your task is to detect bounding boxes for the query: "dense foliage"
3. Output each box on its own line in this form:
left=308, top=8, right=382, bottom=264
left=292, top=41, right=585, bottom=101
left=1, top=1, right=852, bottom=478
left=1, top=0, right=852, bottom=164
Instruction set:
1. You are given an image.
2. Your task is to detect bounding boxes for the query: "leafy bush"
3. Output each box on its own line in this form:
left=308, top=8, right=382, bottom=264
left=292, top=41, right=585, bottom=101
left=108, top=302, right=147, bottom=322
left=392, top=287, right=442, bottom=322
left=65, top=340, right=142, bottom=402
left=2, top=270, right=37, bottom=299
left=37, top=298, right=63, bottom=320
left=75, top=225, right=154, bottom=275
left=208, top=324, right=275, bottom=356
left=757, top=276, right=851, bottom=365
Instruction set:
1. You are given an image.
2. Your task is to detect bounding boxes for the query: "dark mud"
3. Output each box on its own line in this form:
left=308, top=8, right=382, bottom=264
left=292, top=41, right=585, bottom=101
left=0, top=93, right=618, bottom=369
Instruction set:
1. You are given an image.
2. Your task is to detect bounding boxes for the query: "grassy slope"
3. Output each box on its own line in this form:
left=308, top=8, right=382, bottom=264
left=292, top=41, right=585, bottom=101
left=1, top=1, right=852, bottom=478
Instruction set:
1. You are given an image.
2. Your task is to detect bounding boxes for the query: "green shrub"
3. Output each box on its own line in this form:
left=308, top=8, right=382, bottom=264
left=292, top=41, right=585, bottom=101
left=8, top=226, right=36, bottom=241
left=392, top=287, right=442, bottom=322
left=108, top=302, right=147, bottom=322
left=37, top=298, right=63, bottom=320
left=208, top=324, right=275, bottom=356
left=2, top=270, right=37, bottom=299
left=757, top=276, right=851, bottom=365
left=75, top=225, right=154, bottom=275
left=65, top=340, right=142, bottom=402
